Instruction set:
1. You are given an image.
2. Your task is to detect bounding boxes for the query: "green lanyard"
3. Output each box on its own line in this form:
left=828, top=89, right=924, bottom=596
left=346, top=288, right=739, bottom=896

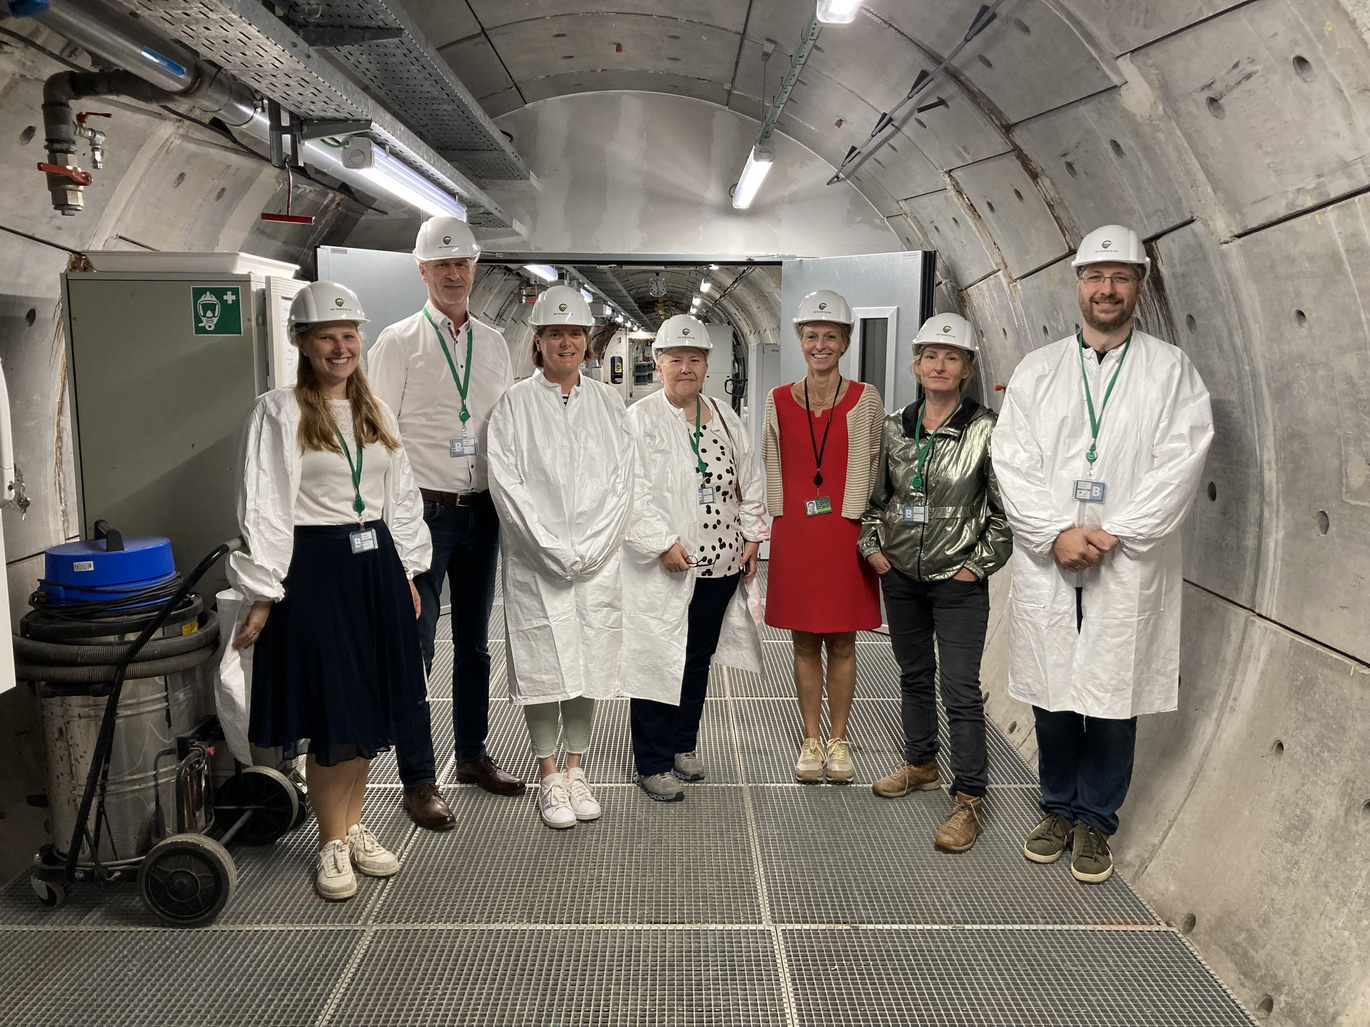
left=911, top=398, right=962, bottom=491
left=423, top=308, right=474, bottom=424
left=1076, top=329, right=1133, bottom=466
left=687, top=397, right=707, bottom=475
left=334, top=427, right=365, bottom=518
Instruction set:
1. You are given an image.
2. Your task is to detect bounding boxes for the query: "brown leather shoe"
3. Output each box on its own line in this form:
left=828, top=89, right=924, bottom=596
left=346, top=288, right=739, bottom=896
left=452, top=754, right=526, bottom=795
left=872, top=760, right=943, bottom=798
left=404, top=783, right=456, bottom=832
left=934, top=792, right=985, bottom=853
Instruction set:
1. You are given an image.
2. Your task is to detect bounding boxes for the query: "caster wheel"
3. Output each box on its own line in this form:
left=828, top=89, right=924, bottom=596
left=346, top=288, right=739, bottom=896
left=138, top=833, right=236, bottom=926
left=290, top=783, right=310, bottom=831
left=32, top=877, right=66, bottom=909
left=215, top=765, right=300, bottom=845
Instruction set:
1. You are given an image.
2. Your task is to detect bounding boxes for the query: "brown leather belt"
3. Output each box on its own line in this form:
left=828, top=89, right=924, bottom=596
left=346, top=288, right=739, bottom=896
left=420, top=488, right=487, bottom=507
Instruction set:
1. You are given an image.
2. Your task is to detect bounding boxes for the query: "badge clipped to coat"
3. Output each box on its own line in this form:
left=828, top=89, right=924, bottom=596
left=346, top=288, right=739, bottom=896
left=805, top=496, right=833, bottom=517
left=901, top=504, right=930, bottom=524
left=698, top=485, right=716, bottom=505
left=450, top=436, right=479, bottom=457
left=349, top=527, right=378, bottom=554
left=1074, top=479, right=1106, bottom=503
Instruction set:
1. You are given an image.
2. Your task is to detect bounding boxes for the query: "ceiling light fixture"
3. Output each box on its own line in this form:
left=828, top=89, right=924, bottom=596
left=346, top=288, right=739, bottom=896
left=358, top=145, right=467, bottom=219
left=731, top=144, right=774, bottom=209
left=816, top=0, right=865, bottom=24
left=523, top=264, right=558, bottom=282
left=700, top=279, right=712, bottom=292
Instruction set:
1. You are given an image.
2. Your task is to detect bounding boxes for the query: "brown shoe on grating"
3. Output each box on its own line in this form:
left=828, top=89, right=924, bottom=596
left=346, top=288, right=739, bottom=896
left=934, top=792, right=984, bottom=853
left=872, top=760, right=943, bottom=798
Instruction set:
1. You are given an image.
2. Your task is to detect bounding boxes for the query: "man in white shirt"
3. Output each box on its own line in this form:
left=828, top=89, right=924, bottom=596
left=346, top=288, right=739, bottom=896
left=993, top=224, right=1213, bottom=886
left=369, top=216, right=525, bottom=830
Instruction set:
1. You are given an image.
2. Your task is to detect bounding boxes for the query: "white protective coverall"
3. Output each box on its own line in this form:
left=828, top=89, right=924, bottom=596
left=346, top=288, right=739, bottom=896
left=487, top=371, right=635, bottom=704
left=620, top=391, right=769, bottom=704
left=992, top=331, right=1213, bottom=719
left=218, top=389, right=432, bottom=761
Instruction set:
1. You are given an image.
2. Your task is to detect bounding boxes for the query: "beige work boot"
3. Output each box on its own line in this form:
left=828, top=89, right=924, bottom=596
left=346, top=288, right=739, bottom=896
left=934, top=792, right=985, bottom=853
left=795, top=737, right=825, bottom=783
left=825, top=737, right=855, bottom=783
left=872, top=760, right=943, bottom=798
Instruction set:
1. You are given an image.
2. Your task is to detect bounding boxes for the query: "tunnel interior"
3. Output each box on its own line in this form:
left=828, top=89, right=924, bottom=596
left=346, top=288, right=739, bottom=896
left=0, top=1, right=1368, bottom=1025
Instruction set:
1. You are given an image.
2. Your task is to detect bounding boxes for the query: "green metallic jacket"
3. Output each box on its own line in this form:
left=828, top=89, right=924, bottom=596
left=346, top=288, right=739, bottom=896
left=858, top=396, right=1013, bottom=581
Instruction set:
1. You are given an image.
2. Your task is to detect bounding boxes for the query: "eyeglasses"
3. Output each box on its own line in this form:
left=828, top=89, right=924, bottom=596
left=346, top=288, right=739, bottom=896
left=1081, top=272, right=1138, bottom=287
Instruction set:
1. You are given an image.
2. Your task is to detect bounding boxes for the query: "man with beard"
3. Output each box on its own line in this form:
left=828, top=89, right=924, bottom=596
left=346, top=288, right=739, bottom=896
left=992, top=225, right=1213, bottom=884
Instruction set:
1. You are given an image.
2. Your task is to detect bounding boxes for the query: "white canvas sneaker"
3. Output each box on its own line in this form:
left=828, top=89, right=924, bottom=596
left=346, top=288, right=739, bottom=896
left=316, top=838, right=357, bottom=901
left=565, top=767, right=601, bottom=821
left=346, top=822, right=400, bottom=877
left=539, top=772, right=577, bottom=829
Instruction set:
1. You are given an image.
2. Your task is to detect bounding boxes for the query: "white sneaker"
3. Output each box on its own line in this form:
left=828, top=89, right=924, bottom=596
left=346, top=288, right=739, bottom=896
left=346, top=822, right=400, bottom=877
left=565, top=767, right=601, bottom=821
left=316, top=838, right=357, bottom=900
left=538, top=772, right=577, bottom=829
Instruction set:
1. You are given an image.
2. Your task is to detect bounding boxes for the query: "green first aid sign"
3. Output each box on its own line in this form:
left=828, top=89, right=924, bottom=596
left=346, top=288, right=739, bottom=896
left=192, top=286, right=243, bottom=336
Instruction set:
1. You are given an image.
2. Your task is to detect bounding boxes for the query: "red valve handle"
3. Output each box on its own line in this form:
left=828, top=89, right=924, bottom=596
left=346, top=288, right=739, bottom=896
left=76, top=111, right=113, bottom=125
left=37, top=162, right=92, bottom=186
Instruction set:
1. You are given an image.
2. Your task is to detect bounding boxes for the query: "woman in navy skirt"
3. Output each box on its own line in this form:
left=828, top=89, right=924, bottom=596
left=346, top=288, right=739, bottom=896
left=229, top=282, right=432, bottom=901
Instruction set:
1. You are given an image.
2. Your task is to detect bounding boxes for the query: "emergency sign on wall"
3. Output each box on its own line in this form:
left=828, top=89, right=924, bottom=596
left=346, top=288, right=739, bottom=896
left=192, top=286, right=243, bottom=336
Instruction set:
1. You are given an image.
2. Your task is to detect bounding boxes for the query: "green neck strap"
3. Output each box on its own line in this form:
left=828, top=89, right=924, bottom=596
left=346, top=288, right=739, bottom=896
left=1076, top=328, right=1133, bottom=465
left=424, top=308, right=474, bottom=424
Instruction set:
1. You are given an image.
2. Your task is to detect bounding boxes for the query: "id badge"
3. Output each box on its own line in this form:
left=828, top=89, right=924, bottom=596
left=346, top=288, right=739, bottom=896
left=805, top=496, right=833, bottom=517
left=698, top=486, right=716, bottom=505
left=349, top=528, right=379, bottom=554
left=1073, top=479, right=1107, bottom=503
left=901, top=504, right=930, bottom=524
left=450, top=436, right=479, bottom=458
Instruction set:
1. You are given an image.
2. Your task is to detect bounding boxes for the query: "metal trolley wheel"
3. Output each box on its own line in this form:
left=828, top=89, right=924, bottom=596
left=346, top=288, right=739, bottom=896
left=214, top=766, right=301, bottom=846
left=138, top=833, right=237, bottom=926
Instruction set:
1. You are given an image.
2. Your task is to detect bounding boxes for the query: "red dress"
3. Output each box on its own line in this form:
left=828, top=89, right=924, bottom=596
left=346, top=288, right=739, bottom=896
left=765, top=382, right=882, bottom=633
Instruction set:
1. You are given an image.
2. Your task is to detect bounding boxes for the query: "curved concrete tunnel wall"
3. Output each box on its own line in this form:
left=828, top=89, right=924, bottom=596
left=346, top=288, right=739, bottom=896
left=0, top=2, right=1368, bottom=1024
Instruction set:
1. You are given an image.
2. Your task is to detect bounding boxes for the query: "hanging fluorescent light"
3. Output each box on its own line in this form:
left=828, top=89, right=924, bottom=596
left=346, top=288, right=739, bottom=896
left=359, top=146, right=467, bottom=218
left=731, top=144, right=774, bottom=209
left=700, top=279, right=712, bottom=293
left=709, top=263, right=720, bottom=270
left=523, top=264, right=558, bottom=282
left=580, top=287, right=593, bottom=302
left=816, top=0, right=865, bottom=25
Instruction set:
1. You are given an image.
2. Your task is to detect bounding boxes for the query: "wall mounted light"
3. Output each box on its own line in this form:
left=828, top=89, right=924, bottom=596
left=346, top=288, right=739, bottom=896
left=731, top=144, right=774, bottom=209
left=700, top=279, right=712, bottom=293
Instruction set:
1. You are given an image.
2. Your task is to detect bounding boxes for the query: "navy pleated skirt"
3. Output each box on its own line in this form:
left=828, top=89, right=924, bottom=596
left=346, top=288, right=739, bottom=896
left=249, top=521, right=430, bottom=766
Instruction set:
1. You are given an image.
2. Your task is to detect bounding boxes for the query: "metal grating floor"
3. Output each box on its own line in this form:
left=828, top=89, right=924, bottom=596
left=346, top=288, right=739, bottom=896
left=0, top=565, right=1255, bottom=1026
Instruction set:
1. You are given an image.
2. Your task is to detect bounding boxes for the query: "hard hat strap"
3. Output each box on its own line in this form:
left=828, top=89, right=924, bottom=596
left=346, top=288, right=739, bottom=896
left=424, top=308, right=474, bottom=425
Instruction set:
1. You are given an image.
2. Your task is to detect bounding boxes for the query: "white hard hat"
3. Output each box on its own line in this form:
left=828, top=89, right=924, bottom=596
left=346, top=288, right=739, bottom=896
left=288, top=281, right=369, bottom=335
left=914, top=313, right=978, bottom=354
left=413, top=215, right=480, bottom=262
left=1071, top=224, right=1149, bottom=275
left=652, top=314, right=713, bottom=356
left=792, top=289, right=854, bottom=336
left=529, top=285, right=595, bottom=328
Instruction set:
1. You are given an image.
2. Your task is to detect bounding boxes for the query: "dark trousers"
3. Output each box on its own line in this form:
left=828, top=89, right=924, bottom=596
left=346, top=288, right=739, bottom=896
left=1031, top=585, right=1138, bottom=834
left=881, top=568, right=990, bottom=797
left=396, top=493, right=500, bottom=786
left=631, top=573, right=740, bottom=776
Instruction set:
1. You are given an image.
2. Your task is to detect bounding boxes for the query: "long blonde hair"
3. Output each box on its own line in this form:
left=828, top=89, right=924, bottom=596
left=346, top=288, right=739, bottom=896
left=294, top=327, right=400, bottom=454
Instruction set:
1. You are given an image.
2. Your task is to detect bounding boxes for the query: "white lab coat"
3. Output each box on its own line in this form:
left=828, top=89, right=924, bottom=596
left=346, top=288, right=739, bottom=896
left=620, top=392, right=769, bottom=704
left=992, top=331, right=1213, bottom=718
left=487, top=372, right=635, bottom=704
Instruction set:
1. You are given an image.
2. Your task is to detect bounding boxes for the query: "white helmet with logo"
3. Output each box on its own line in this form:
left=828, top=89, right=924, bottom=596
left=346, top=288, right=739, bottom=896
left=288, top=281, right=369, bottom=335
left=1071, top=224, right=1149, bottom=276
left=652, top=314, right=713, bottom=356
left=792, top=289, right=854, bottom=337
left=529, top=285, right=596, bottom=328
left=413, top=215, right=481, bottom=262
left=914, top=313, right=978, bottom=354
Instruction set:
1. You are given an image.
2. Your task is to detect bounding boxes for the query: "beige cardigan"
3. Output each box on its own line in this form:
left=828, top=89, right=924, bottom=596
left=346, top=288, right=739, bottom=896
left=762, top=382, right=885, bottom=519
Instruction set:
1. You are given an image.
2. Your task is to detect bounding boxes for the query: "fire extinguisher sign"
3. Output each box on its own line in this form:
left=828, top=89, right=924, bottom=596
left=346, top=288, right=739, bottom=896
left=191, top=286, right=243, bottom=336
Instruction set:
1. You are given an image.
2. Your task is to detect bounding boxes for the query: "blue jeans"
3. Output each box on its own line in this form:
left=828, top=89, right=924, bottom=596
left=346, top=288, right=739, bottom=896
left=1032, top=707, right=1137, bottom=835
left=395, top=493, right=500, bottom=786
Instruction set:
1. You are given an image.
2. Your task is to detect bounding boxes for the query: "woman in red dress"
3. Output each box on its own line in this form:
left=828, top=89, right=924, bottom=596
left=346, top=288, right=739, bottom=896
left=762, top=290, right=885, bottom=784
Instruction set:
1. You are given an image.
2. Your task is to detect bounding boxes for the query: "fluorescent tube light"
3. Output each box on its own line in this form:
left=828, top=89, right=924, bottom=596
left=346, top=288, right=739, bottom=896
left=816, top=0, right=865, bottom=24
left=523, top=264, right=558, bottom=282
left=700, top=279, right=712, bottom=292
left=580, top=287, right=593, bottom=302
left=731, top=144, right=774, bottom=209
left=359, top=146, right=467, bottom=218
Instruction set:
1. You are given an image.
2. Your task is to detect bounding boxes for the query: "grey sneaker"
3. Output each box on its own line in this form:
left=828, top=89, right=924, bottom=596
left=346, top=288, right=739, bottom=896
left=1070, top=822, right=1114, bottom=883
left=635, top=771, right=685, bottom=803
left=1023, top=812, right=1074, bottom=864
left=673, top=751, right=706, bottom=782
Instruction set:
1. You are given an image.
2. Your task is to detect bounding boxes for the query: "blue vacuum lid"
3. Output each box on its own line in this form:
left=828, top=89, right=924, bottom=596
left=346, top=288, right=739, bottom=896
left=42, top=536, right=176, bottom=593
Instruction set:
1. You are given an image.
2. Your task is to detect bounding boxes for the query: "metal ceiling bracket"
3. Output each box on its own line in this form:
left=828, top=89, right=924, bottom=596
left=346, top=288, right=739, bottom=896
left=293, top=26, right=403, bottom=47
left=300, top=119, right=372, bottom=140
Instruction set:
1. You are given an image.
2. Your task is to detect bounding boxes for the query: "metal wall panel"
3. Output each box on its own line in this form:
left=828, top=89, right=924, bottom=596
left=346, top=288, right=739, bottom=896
left=950, top=152, right=1072, bottom=279
left=902, top=189, right=1000, bottom=285
left=316, top=246, right=429, bottom=355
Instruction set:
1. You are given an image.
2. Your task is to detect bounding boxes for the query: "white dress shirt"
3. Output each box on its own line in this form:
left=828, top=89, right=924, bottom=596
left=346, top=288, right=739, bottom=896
left=367, top=300, right=514, bottom=493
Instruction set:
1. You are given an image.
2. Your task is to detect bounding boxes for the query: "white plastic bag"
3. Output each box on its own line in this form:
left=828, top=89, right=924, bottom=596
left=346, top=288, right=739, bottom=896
left=213, top=588, right=253, bottom=765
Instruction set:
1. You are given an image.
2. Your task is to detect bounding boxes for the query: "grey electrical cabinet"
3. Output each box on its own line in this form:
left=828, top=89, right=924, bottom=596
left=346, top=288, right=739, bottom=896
left=62, top=271, right=275, bottom=597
